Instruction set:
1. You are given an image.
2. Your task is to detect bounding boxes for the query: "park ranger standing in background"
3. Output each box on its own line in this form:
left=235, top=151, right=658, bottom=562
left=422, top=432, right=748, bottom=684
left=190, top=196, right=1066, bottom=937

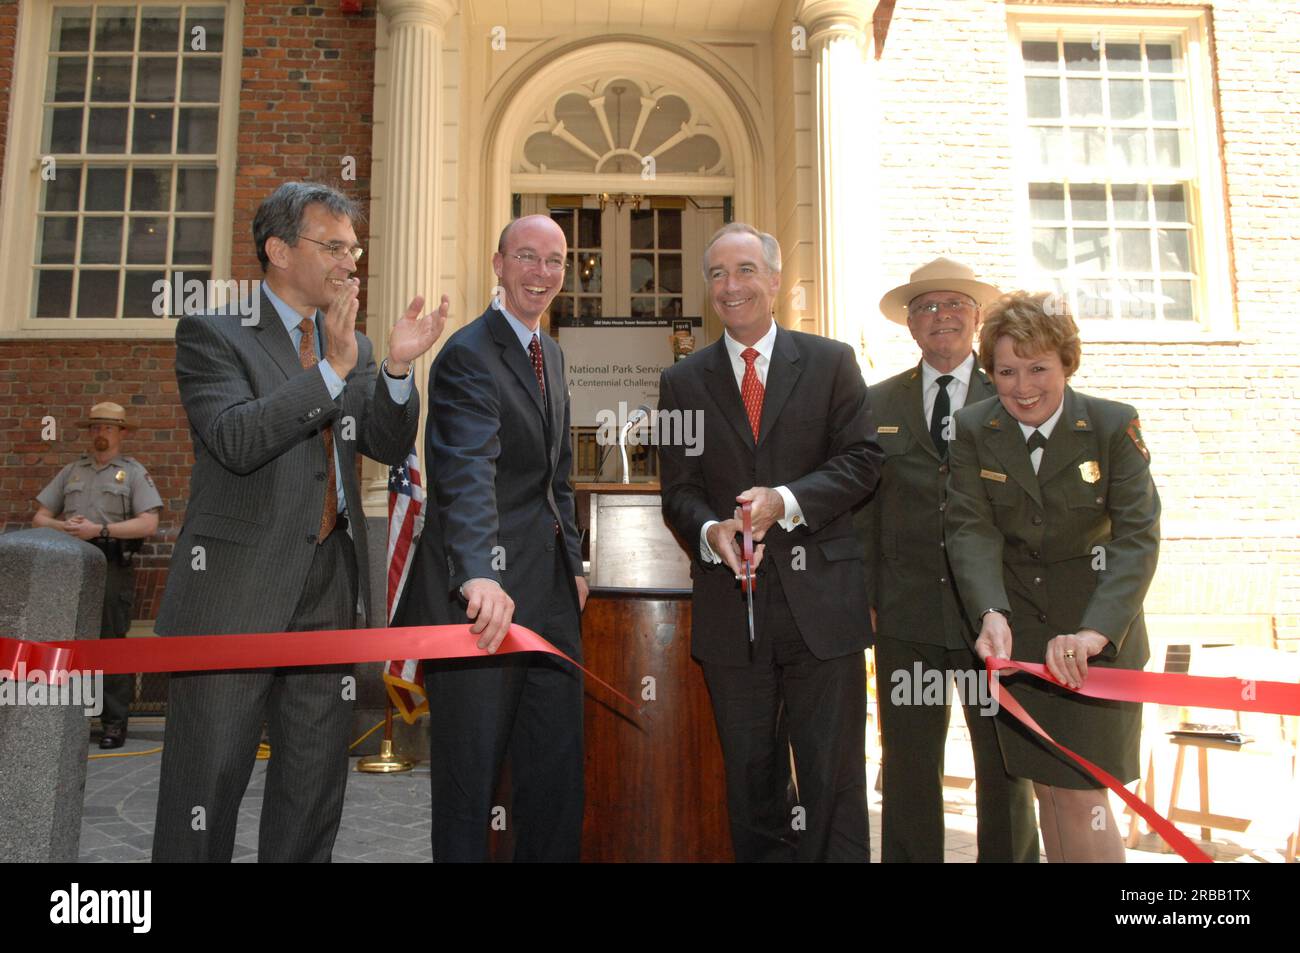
left=34, top=401, right=162, bottom=749
left=858, top=259, right=1039, bottom=862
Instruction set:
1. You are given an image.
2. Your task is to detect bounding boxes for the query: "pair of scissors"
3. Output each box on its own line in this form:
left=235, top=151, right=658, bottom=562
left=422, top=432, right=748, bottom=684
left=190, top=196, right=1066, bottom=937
left=740, top=500, right=756, bottom=643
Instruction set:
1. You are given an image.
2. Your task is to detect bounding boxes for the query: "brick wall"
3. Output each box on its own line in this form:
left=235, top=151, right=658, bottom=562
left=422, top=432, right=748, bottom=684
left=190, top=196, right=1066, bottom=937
left=0, top=2, right=381, bottom=619
left=0, top=1, right=15, bottom=181
left=869, top=1, right=1300, bottom=642
left=0, top=343, right=186, bottom=619
left=233, top=2, right=378, bottom=299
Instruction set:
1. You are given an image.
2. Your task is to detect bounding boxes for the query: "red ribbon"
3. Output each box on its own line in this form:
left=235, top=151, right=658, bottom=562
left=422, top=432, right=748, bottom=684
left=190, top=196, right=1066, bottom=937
left=987, top=657, right=1300, bottom=863
left=989, top=658, right=1300, bottom=716
left=0, top=623, right=643, bottom=715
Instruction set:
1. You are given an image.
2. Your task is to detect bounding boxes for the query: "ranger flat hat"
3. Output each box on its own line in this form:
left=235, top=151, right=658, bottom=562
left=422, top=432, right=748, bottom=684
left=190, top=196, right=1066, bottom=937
left=79, top=401, right=137, bottom=431
left=879, top=257, right=1002, bottom=324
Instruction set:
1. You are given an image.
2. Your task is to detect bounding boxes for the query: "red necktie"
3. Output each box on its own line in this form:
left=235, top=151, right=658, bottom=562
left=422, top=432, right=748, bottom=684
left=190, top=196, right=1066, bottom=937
left=740, top=347, right=764, bottom=441
left=298, top=318, right=337, bottom=542
left=528, top=334, right=546, bottom=403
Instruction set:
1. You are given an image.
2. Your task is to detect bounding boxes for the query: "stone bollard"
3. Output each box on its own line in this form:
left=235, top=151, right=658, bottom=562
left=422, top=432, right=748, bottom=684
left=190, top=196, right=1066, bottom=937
left=0, top=529, right=106, bottom=862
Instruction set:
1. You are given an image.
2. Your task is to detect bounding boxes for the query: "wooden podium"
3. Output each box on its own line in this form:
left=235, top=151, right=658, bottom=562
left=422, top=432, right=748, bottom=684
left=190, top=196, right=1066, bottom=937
left=577, top=483, right=732, bottom=861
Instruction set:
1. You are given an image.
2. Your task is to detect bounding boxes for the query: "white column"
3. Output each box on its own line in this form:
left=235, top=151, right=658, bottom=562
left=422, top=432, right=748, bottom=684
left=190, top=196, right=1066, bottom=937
left=365, top=0, right=457, bottom=511
left=799, top=1, right=874, bottom=356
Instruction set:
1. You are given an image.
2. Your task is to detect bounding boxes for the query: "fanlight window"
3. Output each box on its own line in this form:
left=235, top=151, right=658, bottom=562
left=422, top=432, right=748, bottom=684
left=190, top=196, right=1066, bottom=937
left=520, top=78, right=727, bottom=176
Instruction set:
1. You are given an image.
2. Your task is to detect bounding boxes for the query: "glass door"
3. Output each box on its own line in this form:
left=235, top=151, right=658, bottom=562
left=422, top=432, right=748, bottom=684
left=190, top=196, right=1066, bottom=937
left=520, top=194, right=722, bottom=337
left=627, top=205, right=685, bottom=322
left=519, top=195, right=724, bottom=481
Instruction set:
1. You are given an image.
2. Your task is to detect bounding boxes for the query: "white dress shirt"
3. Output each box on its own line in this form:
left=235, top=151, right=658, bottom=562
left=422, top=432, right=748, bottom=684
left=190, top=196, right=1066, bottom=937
left=921, top=352, right=976, bottom=428
left=699, top=320, right=805, bottom=564
left=1018, top=399, right=1066, bottom=474
left=495, top=299, right=543, bottom=355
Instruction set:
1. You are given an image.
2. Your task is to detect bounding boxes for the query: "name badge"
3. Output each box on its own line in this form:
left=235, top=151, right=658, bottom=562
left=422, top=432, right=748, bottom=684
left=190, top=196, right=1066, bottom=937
left=877, top=426, right=900, bottom=434
left=1078, top=461, right=1101, bottom=484
left=980, top=469, right=1008, bottom=483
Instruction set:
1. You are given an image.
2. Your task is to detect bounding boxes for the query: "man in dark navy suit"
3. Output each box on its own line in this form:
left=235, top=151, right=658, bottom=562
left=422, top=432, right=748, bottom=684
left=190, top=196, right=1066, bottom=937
left=398, top=215, right=587, bottom=862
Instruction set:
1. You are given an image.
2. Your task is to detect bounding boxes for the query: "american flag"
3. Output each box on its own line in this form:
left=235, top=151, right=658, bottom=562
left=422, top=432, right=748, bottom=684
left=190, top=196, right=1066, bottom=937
left=383, top=450, right=428, bottom=724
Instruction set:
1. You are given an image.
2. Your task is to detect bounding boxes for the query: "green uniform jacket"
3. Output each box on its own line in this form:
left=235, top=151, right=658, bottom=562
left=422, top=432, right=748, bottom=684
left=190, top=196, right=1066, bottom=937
left=856, top=360, right=996, bottom=648
left=944, top=386, right=1161, bottom=787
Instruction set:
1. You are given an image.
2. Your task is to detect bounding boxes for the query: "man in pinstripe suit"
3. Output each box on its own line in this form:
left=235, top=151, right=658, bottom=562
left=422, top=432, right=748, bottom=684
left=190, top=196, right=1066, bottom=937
left=152, top=182, right=446, bottom=862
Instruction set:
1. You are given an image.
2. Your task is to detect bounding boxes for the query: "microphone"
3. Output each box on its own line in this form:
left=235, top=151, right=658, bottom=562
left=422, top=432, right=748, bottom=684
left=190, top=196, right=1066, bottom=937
left=619, top=405, right=652, bottom=484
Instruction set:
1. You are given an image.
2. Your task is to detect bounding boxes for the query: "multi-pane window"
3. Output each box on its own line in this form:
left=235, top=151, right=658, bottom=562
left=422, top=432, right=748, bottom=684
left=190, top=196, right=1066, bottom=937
left=1019, top=30, right=1201, bottom=322
left=35, top=4, right=225, bottom=319
left=629, top=208, right=683, bottom=320
left=550, top=207, right=603, bottom=323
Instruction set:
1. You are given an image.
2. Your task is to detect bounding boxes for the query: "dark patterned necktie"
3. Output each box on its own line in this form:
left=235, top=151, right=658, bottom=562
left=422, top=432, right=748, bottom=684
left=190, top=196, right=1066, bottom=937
left=298, top=318, right=337, bottom=542
left=528, top=334, right=546, bottom=404
left=1027, top=429, right=1048, bottom=474
left=930, top=374, right=954, bottom=456
left=740, top=347, right=764, bottom=441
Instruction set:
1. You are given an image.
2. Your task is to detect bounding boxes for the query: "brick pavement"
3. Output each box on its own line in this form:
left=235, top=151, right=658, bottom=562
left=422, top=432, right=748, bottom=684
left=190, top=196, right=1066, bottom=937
left=77, top=720, right=1290, bottom=863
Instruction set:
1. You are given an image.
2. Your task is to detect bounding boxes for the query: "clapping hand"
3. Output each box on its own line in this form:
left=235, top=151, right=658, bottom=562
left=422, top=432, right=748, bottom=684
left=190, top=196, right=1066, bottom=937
left=387, top=294, right=450, bottom=375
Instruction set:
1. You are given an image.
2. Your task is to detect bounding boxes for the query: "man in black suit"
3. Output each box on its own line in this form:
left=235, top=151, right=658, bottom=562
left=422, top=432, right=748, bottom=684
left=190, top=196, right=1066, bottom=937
left=153, top=181, right=446, bottom=862
left=657, top=222, right=881, bottom=862
left=859, top=258, right=1038, bottom=862
left=397, top=214, right=587, bottom=862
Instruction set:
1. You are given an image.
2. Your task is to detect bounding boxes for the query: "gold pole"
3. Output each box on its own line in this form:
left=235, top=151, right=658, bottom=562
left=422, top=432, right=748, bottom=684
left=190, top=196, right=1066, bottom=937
left=357, top=700, right=413, bottom=773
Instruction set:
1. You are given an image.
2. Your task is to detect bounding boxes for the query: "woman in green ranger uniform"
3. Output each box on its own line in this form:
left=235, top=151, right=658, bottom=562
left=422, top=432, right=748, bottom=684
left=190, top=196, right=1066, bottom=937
left=945, top=291, right=1161, bottom=863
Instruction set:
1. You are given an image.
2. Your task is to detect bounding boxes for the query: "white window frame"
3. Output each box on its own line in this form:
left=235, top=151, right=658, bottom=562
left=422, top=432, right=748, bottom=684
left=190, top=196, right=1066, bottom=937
left=1007, top=5, right=1235, bottom=342
left=0, top=0, right=241, bottom=339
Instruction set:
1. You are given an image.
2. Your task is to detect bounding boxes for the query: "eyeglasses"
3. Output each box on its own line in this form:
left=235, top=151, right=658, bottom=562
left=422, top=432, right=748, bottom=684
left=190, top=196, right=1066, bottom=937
left=910, top=299, right=975, bottom=316
left=297, top=235, right=365, bottom=263
left=510, top=251, right=568, bottom=273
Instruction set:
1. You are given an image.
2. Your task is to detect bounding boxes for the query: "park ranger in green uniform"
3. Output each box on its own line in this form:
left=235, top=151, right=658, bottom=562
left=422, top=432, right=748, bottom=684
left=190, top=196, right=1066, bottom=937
left=857, top=259, right=1038, bottom=862
left=944, top=291, right=1160, bottom=863
left=34, top=401, right=162, bottom=749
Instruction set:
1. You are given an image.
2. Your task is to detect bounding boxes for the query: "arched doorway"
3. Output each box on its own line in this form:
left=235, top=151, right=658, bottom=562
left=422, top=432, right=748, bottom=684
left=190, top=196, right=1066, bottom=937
left=482, top=41, right=767, bottom=480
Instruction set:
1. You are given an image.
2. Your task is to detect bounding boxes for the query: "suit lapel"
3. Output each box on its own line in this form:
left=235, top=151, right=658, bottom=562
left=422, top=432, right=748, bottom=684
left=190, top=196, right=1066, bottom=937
left=967, top=363, right=996, bottom=404
left=756, top=327, right=800, bottom=447
left=703, top=339, right=756, bottom=451
left=253, top=290, right=309, bottom=382
left=541, top=332, right=565, bottom=467
left=485, top=307, right=546, bottom=423
left=901, top=363, right=939, bottom=461
left=981, top=402, right=1043, bottom=506
left=1038, top=387, right=1090, bottom=486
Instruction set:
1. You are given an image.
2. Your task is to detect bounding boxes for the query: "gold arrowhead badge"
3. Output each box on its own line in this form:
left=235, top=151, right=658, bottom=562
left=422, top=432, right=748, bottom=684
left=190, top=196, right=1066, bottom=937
left=114, top=469, right=126, bottom=482
left=1078, top=461, right=1100, bottom=484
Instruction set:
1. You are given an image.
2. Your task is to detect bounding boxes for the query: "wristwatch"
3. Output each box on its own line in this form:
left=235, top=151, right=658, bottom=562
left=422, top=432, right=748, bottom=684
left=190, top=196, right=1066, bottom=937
left=979, top=608, right=1008, bottom=623
left=381, top=358, right=410, bottom=380
left=99, top=523, right=111, bottom=539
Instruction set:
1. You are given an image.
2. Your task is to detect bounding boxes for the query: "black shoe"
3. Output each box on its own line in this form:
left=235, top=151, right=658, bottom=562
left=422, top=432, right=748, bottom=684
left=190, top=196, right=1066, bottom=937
left=99, top=724, right=126, bottom=750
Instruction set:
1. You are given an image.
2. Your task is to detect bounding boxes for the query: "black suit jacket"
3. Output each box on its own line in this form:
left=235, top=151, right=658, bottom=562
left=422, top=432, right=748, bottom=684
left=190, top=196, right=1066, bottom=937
left=397, top=306, right=582, bottom=645
left=658, top=327, right=882, bottom=665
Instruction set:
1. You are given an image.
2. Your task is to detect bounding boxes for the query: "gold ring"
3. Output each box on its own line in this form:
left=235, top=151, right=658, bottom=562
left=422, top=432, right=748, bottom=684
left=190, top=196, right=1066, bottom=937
left=1064, top=649, right=1076, bottom=660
